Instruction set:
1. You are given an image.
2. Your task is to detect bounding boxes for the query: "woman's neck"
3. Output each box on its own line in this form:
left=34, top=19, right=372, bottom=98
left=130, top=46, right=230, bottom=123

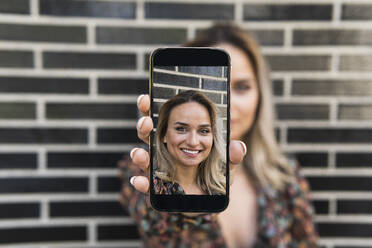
left=175, top=165, right=199, bottom=191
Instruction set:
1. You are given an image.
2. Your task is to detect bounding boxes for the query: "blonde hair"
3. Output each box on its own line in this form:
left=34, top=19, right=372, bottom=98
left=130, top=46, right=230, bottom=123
left=154, top=90, right=226, bottom=194
left=185, top=22, right=295, bottom=191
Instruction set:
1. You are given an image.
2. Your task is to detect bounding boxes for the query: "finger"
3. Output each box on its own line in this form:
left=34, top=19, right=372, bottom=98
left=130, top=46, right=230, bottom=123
left=137, top=94, right=150, bottom=116
left=130, top=147, right=150, bottom=173
left=229, top=140, right=247, bottom=170
left=137, top=116, right=153, bottom=144
left=130, top=176, right=149, bottom=194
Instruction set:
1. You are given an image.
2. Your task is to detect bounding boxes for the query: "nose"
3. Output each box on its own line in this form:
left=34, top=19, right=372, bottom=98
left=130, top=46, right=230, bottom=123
left=186, top=131, right=199, bottom=146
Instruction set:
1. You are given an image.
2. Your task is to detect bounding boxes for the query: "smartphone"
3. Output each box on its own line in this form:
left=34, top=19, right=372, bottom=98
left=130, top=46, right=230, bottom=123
left=149, top=47, right=230, bottom=212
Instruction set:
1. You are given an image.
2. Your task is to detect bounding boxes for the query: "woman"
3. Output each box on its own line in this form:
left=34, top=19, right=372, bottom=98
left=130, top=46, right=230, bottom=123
left=154, top=90, right=226, bottom=195
left=120, top=22, right=318, bottom=247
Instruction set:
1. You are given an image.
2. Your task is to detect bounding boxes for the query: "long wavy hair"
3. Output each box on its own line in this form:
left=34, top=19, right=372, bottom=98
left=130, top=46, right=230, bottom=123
left=154, top=90, right=226, bottom=195
left=185, top=23, right=295, bottom=191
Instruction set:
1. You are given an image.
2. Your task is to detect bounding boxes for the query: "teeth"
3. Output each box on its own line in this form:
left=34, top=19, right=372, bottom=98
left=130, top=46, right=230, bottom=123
left=182, top=149, right=199, bottom=154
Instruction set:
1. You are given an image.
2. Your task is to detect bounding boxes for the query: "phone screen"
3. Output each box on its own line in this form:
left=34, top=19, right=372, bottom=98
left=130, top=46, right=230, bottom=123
left=149, top=48, right=230, bottom=212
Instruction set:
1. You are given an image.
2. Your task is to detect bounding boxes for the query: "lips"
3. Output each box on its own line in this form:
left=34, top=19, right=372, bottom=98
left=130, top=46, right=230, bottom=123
left=180, top=148, right=201, bottom=158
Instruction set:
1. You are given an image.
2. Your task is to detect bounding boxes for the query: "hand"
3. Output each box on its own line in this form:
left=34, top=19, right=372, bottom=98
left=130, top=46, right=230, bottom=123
left=125, top=94, right=246, bottom=194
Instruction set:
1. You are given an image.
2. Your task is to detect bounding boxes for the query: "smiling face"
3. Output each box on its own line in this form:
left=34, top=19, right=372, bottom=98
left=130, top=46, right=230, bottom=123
left=217, top=43, right=260, bottom=140
left=163, top=101, right=213, bottom=168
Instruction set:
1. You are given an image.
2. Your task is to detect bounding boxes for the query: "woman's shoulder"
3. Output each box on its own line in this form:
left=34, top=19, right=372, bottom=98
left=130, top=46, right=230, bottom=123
left=153, top=176, right=185, bottom=195
left=258, top=155, right=311, bottom=202
left=285, top=156, right=311, bottom=199
left=256, top=157, right=318, bottom=245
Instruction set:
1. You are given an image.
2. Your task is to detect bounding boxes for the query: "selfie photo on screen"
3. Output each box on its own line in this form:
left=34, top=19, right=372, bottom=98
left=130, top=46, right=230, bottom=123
left=151, top=66, right=228, bottom=195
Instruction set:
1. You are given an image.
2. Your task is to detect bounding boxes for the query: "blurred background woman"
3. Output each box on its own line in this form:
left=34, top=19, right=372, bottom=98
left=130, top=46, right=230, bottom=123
left=120, top=22, right=318, bottom=247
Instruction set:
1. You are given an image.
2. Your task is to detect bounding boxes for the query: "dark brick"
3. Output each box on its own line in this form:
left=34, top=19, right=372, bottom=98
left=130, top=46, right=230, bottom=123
left=0, top=128, right=87, bottom=144
left=339, top=104, right=372, bottom=120
left=178, top=89, right=222, bottom=104
left=342, top=4, right=372, bottom=20
left=43, top=52, right=136, bottom=70
left=288, top=128, right=372, bottom=143
left=0, top=77, right=89, bottom=94
left=0, top=0, right=29, bottom=14
left=97, top=176, right=121, bottom=193
left=0, top=50, right=33, bottom=68
left=243, top=4, right=332, bottom=21
left=202, top=79, right=227, bottom=91
left=338, top=200, right=372, bottom=214
left=153, top=72, right=199, bottom=88
left=0, top=24, right=86, bottom=43
left=153, top=116, right=158, bottom=128
left=48, top=152, right=124, bottom=169
left=313, top=200, right=329, bottom=214
left=145, top=3, right=234, bottom=20
left=267, top=55, right=330, bottom=71
left=250, top=29, right=284, bottom=46
left=46, top=103, right=137, bottom=120
left=98, top=224, right=139, bottom=240
left=295, top=152, right=328, bottom=168
left=152, top=87, right=176, bottom=99
left=144, top=53, right=150, bottom=71
left=0, top=102, right=35, bottom=119
left=0, top=226, right=86, bottom=244
left=336, top=153, right=372, bottom=168
left=276, top=104, right=329, bottom=120
left=318, top=223, right=372, bottom=237
left=275, top=128, right=280, bottom=143
left=0, top=177, right=88, bottom=193
left=98, top=78, right=147, bottom=95
left=97, top=128, right=139, bottom=144
left=50, top=201, right=126, bottom=217
left=96, top=27, right=186, bottom=45
left=40, top=0, right=135, bottom=19
left=308, top=176, right=372, bottom=191
left=0, top=153, right=37, bottom=169
left=178, top=66, right=223, bottom=77
left=152, top=102, right=163, bottom=115
left=340, top=55, right=372, bottom=71
left=293, top=29, right=372, bottom=46
left=272, top=79, right=284, bottom=96
left=292, top=79, right=372, bottom=96
left=0, top=203, right=39, bottom=219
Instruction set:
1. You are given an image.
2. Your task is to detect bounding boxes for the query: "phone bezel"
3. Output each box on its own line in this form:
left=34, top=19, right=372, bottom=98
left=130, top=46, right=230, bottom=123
left=149, top=47, right=231, bottom=212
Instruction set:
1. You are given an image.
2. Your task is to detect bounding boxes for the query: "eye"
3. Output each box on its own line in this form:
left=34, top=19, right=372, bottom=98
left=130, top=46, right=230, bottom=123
left=233, top=83, right=250, bottom=92
left=232, top=80, right=252, bottom=94
left=175, top=126, right=186, bottom=133
left=199, top=128, right=211, bottom=135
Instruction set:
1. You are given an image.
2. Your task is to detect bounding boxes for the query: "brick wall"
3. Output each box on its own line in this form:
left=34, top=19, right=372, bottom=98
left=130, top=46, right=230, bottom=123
left=0, top=0, right=371, bottom=247
left=152, top=66, right=228, bottom=125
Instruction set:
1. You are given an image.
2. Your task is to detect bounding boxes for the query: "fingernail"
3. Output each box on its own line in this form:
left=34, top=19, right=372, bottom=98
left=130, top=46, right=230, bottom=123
left=239, top=141, right=247, bottom=155
left=137, top=94, right=144, bottom=106
left=137, top=116, right=146, bottom=130
left=130, top=148, right=139, bottom=159
left=130, top=176, right=137, bottom=186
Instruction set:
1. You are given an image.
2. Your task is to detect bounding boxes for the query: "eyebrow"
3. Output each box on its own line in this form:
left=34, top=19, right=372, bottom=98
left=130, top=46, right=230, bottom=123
left=174, top=122, right=211, bottom=128
left=234, top=79, right=252, bottom=84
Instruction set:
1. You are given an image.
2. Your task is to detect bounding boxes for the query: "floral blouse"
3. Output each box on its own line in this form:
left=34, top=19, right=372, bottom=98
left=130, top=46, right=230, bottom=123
left=153, top=176, right=185, bottom=194
left=119, top=156, right=319, bottom=247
